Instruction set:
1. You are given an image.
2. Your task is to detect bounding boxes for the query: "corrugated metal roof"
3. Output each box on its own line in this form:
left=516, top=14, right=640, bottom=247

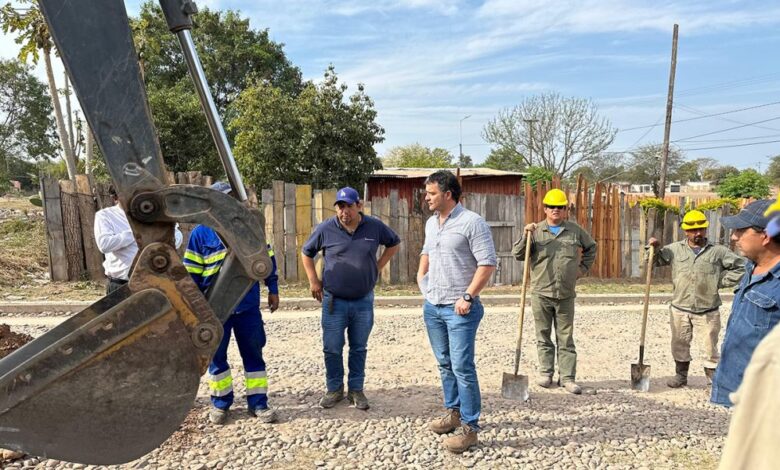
left=373, top=168, right=527, bottom=178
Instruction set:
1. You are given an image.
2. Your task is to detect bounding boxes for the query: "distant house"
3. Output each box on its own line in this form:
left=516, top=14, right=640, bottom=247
left=366, top=168, right=526, bottom=208
left=629, top=184, right=654, bottom=194
left=684, top=181, right=713, bottom=193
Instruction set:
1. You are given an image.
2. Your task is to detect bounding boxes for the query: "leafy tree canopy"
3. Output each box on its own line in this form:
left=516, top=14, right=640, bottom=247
left=230, top=66, right=384, bottom=191
left=382, top=144, right=453, bottom=168
left=717, top=169, right=771, bottom=199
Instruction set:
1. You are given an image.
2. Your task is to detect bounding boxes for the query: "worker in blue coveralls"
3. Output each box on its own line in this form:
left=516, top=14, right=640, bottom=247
left=184, top=181, right=280, bottom=425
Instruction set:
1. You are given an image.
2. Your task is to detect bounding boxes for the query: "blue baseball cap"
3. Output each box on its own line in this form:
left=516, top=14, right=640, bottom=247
left=721, top=199, right=773, bottom=230
left=768, top=215, right=780, bottom=238
left=211, top=181, right=232, bottom=194
left=335, top=187, right=360, bottom=205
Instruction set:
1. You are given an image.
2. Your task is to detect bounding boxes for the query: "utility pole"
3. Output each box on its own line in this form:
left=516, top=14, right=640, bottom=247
left=658, top=24, right=679, bottom=200
left=459, top=115, right=471, bottom=164
left=524, top=119, right=539, bottom=166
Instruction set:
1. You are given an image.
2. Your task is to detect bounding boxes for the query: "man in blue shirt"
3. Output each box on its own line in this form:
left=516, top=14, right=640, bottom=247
left=184, top=182, right=280, bottom=425
left=301, top=187, right=400, bottom=411
left=711, top=199, right=780, bottom=407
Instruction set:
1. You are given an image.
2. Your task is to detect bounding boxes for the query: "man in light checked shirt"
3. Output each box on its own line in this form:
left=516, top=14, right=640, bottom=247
left=417, top=170, right=497, bottom=454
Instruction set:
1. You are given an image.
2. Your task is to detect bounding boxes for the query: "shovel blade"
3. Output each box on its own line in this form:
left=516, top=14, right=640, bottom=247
left=631, top=363, right=651, bottom=392
left=501, top=372, right=530, bottom=401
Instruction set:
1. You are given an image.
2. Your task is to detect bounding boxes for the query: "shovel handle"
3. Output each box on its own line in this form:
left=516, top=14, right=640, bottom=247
left=514, top=228, right=533, bottom=376
left=638, top=245, right=654, bottom=363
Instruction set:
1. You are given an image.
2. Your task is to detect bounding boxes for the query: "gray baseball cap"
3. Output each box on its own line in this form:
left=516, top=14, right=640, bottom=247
left=721, top=199, right=773, bottom=230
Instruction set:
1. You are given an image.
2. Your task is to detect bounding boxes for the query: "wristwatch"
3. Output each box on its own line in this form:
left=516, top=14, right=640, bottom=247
left=462, top=293, right=473, bottom=303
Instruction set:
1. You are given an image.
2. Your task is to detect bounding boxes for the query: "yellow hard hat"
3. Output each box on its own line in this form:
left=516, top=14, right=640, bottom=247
left=681, top=210, right=709, bottom=230
left=542, top=188, right=568, bottom=206
left=764, top=194, right=780, bottom=216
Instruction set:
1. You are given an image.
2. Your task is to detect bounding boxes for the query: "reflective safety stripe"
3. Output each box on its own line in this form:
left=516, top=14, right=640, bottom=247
left=208, top=370, right=233, bottom=397
left=203, top=250, right=227, bottom=264
left=202, top=264, right=222, bottom=277
left=246, top=386, right=268, bottom=395
left=246, top=371, right=268, bottom=395
left=185, top=264, right=204, bottom=274
left=184, top=250, right=205, bottom=264
left=267, top=248, right=275, bottom=257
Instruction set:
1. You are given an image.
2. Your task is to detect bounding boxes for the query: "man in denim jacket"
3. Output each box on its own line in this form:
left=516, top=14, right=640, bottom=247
left=711, top=199, right=780, bottom=407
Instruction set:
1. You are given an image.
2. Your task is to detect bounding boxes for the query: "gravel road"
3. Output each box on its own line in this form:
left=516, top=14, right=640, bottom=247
left=1, top=303, right=731, bottom=469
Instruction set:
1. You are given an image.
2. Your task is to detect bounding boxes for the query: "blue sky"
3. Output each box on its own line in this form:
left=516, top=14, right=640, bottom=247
left=3, top=0, right=780, bottom=171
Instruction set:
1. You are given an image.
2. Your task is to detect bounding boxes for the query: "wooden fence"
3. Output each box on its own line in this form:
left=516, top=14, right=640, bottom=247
left=41, top=174, right=739, bottom=285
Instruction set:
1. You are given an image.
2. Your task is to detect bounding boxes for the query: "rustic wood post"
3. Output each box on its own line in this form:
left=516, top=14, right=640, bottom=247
left=42, top=177, right=69, bottom=281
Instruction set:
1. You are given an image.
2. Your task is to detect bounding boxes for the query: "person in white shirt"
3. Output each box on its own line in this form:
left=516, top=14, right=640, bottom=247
left=94, top=186, right=182, bottom=293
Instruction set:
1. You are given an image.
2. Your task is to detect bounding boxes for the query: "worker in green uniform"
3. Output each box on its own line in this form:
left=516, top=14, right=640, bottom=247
left=512, top=189, right=597, bottom=394
left=648, top=210, right=745, bottom=388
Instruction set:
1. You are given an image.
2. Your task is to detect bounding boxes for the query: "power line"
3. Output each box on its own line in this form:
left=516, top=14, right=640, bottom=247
left=676, top=103, right=780, bottom=132
left=678, top=139, right=780, bottom=151
left=673, top=116, right=780, bottom=142
left=678, top=133, right=780, bottom=144
left=617, top=100, right=780, bottom=132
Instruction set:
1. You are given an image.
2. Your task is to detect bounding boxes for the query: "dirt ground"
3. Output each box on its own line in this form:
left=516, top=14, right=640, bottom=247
left=0, top=323, right=32, bottom=359
left=4, top=303, right=732, bottom=469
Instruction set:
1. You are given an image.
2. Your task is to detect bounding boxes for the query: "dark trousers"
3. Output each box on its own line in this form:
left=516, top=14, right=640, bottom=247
left=106, top=277, right=128, bottom=294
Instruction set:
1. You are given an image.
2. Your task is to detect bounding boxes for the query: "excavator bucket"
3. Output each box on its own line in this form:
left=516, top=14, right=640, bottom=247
left=0, top=0, right=270, bottom=464
left=0, top=245, right=222, bottom=464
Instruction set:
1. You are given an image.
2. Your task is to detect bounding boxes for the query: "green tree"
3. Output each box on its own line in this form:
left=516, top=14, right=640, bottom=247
left=0, top=58, right=57, bottom=190
left=1, top=0, right=77, bottom=179
left=675, top=161, right=700, bottom=184
left=231, top=66, right=384, bottom=191
left=705, top=165, right=739, bottom=186
left=482, top=92, right=616, bottom=177
left=767, top=155, right=780, bottom=186
left=382, top=144, right=453, bottom=168
left=131, top=2, right=303, bottom=174
left=573, top=152, right=625, bottom=183
left=456, top=153, right=473, bottom=168
left=147, top=81, right=222, bottom=175
left=525, top=166, right=555, bottom=187
left=481, top=146, right=525, bottom=171
left=717, top=169, right=771, bottom=199
left=623, top=144, right=685, bottom=197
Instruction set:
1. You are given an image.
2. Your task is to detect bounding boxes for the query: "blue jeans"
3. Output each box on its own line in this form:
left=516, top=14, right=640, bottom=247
left=321, top=291, right=375, bottom=392
left=423, top=299, right=484, bottom=428
left=208, top=310, right=268, bottom=411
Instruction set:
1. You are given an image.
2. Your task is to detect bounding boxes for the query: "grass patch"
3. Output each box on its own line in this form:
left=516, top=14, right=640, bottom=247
left=0, top=218, right=49, bottom=289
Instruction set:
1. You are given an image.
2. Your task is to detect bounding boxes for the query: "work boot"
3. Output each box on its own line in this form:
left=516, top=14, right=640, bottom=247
left=704, top=367, right=716, bottom=385
left=347, top=389, right=370, bottom=410
left=208, top=407, right=228, bottom=425
left=561, top=380, right=582, bottom=395
left=536, top=374, right=555, bottom=388
left=319, top=386, right=344, bottom=408
left=429, top=409, right=460, bottom=434
left=443, top=425, right=478, bottom=453
left=667, top=361, right=690, bottom=388
left=249, top=406, right=277, bottom=423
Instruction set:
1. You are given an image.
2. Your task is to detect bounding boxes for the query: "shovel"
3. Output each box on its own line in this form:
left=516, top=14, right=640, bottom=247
left=631, top=244, right=655, bottom=392
left=502, top=228, right=533, bottom=401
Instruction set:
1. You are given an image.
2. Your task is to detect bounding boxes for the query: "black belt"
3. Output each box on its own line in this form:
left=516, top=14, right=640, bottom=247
left=108, top=277, right=128, bottom=284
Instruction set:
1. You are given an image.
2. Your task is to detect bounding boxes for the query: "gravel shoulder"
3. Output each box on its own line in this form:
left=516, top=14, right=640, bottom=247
left=3, top=304, right=731, bottom=469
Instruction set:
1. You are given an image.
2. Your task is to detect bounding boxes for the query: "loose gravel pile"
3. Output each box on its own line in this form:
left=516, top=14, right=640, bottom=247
left=2, top=305, right=730, bottom=469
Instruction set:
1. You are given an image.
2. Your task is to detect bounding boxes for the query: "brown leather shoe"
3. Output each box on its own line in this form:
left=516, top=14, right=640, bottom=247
left=429, top=409, right=460, bottom=434
left=443, top=425, right=478, bottom=453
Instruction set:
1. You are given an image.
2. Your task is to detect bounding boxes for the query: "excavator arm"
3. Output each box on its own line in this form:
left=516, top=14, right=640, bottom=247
left=0, top=0, right=271, bottom=464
